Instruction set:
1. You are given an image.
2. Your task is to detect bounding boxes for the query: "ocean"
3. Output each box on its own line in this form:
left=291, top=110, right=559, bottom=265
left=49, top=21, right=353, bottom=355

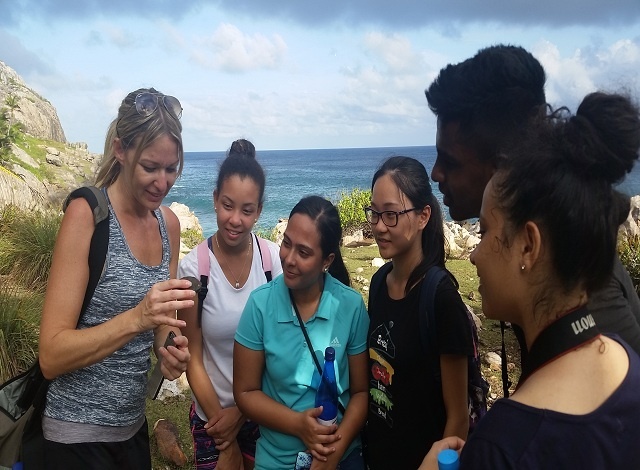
left=165, top=146, right=640, bottom=235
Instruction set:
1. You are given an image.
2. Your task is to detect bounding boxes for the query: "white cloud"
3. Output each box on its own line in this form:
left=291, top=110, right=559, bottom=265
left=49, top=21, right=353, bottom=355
left=535, top=38, right=640, bottom=110
left=102, top=25, right=138, bottom=49
left=363, top=32, right=421, bottom=72
left=192, top=24, right=287, bottom=72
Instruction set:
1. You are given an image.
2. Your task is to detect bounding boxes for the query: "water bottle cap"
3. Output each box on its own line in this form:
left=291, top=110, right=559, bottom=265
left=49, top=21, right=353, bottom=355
left=325, top=346, right=335, bottom=361
left=437, top=449, right=459, bottom=470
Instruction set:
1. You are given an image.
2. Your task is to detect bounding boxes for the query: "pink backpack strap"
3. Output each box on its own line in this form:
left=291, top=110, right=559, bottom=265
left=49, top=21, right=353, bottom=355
left=197, top=239, right=210, bottom=278
left=254, top=235, right=273, bottom=281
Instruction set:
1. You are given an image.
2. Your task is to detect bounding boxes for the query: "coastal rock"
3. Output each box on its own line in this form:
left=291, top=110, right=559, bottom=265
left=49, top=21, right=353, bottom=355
left=0, top=62, right=101, bottom=212
left=156, top=372, right=190, bottom=401
left=0, top=60, right=66, bottom=142
left=620, top=195, right=640, bottom=238
left=0, top=166, right=45, bottom=211
left=273, top=218, right=288, bottom=246
left=169, top=202, right=203, bottom=233
left=11, top=143, right=38, bottom=167
left=343, top=230, right=364, bottom=247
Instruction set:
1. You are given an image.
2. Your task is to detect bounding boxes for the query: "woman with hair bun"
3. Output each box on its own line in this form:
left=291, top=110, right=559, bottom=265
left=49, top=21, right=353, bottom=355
left=179, top=139, right=283, bottom=470
left=420, top=91, right=640, bottom=469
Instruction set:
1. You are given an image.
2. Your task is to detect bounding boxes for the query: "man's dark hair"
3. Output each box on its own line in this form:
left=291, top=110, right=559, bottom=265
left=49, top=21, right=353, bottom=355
left=425, top=44, right=547, bottom=163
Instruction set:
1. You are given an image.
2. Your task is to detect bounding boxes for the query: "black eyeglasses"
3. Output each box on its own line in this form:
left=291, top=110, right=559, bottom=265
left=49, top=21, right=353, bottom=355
left=130, top=92, right=183, bottom=120
left=364, top=207, right=419, bottom=227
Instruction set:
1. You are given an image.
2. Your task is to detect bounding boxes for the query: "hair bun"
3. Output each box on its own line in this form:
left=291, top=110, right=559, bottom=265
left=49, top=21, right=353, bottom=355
left=229, top=139, right=256, bottom=159
left=573, top=92, right=640, bottom=184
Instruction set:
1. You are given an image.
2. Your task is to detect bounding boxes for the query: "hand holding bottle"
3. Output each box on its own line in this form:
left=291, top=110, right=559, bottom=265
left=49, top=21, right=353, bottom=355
left=418, top=437, right=465, bottom=470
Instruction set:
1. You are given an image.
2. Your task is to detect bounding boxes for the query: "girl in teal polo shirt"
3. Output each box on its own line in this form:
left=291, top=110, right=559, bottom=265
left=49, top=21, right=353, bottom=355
left=234, top=195, right=369, bottom=470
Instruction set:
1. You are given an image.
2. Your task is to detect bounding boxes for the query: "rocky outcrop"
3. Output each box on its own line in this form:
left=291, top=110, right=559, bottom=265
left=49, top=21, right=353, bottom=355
left=0, top=61, right=66, bottom=142
left=0, top=165, right=46, bottom=211
left=169, top=202, right=202, bottom=232
left=0, top=142, right=100, bottom=211
left=620, top=195, right=640, bottom=238
left=0, top=62, right=101, bottom=211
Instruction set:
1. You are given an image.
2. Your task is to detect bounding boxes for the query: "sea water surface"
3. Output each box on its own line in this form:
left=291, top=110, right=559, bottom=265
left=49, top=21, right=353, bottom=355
left=165, top=146, right=640, bottom=235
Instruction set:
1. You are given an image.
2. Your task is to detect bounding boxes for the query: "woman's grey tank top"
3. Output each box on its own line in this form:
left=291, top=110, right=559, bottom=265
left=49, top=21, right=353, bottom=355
left=44, top=191, right=171, bottom=429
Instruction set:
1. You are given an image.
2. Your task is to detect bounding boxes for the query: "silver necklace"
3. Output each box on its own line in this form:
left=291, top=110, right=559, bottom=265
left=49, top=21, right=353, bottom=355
left=215, top=233, right=252, bottom=289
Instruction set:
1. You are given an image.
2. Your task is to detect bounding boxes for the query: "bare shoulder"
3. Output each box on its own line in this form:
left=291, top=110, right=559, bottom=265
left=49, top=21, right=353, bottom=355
left=63, top=195, right=96, bottom=223
left=58, top=196, right=96, bottom=239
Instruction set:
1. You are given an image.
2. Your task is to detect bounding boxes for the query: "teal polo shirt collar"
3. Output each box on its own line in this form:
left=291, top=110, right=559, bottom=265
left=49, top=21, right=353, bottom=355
left=276, top=275, right=336, bottom=324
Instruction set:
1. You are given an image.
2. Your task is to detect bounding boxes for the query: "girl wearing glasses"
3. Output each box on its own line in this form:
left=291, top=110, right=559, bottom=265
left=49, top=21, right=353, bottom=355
left=178, top=139, right=283, bottom=470
left=234, top=196, right=369, bottom=470
left=364, top=156, right=474, bottom=470
left=419, top=92, right=640, bottom=468
left=39, top=88, right=192, bottom=469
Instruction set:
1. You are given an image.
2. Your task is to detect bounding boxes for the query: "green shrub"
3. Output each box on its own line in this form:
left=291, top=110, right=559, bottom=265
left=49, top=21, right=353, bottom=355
left=0, top=205, right=60, bottom=291
left=255, top=227, right=277, bottom=242
left=334, top=188, right=372, bottom=237
left=180, top=227, right=204, bottom=250
left=618, top=233, right=640, bottom=296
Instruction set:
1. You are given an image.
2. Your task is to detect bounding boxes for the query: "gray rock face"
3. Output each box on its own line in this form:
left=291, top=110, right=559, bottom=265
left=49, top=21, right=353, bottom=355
left=0, top=61, right=66, bottom=143
left=0, top=61, right=101, bottom=211
left=0, top=167, right=45, bottom=211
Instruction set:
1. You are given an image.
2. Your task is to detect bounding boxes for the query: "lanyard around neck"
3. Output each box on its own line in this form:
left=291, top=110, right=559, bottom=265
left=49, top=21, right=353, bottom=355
left=517, top=305, right=601, bottom=389
left=289, top=288, right=324, bottom=375
left=289, top=288, right=346, bottom=414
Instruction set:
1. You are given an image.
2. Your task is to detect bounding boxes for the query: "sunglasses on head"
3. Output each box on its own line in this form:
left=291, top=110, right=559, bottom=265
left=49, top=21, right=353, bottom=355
left=131, top=92, right=183, bottom=120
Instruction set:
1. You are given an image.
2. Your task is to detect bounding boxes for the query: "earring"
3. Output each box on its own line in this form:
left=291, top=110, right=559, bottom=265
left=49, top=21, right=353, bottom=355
left=254, top=219, right=258, bottom=223
left=521, top=265, right=525, bottom=271
left=323, top=267, right=328, bottom=273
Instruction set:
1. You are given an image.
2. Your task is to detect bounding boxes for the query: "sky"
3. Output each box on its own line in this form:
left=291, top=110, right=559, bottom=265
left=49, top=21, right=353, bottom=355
left=1, top=0, right=639, bottom=153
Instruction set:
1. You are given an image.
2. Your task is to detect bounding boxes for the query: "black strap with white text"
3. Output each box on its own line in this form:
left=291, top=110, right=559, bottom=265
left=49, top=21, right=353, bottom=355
left=517, top=305, right=601, bottom=389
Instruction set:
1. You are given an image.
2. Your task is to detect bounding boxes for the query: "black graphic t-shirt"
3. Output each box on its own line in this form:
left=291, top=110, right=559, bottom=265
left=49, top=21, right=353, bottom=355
left=365, top=273, right=472, bottom=470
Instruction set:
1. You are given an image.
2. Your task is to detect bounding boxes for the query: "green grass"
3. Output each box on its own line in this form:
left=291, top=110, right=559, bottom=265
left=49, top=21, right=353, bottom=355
left=146, top=352, right=196, bottom=470
left=0, top=205, right=60, bottom=291
left=0, top=285, right=42, bottom=382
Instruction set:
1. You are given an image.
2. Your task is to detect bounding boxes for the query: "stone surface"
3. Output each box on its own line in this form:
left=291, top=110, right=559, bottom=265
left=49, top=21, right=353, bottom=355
left=169, top=202, right=203, bottom=233
left=0, top=60, right=66, bottom=142
left=153, top=418, right=188, bottom=466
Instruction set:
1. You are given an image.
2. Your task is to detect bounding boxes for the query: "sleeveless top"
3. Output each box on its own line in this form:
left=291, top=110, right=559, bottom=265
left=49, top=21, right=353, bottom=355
left=44, top=191, right=171, bottom=432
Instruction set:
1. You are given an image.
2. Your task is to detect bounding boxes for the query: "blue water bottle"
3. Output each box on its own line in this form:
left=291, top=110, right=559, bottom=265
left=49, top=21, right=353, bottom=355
left=437, top=449, right=460, bottom=470
left=315, top=347, right=338, bottom=425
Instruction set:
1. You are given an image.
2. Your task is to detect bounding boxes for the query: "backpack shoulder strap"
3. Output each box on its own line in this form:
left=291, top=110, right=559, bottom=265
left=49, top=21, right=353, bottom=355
left=418, top=265, right=449, bottom=377
left=62, top=186, right=109, bottom=315
left=63, top=186, right=109, bottom=225
left=196, top=238, right=211, bottom=328
left=255, top=235, right=273, bottom=281
left=368, top=261, right=393, bottom=312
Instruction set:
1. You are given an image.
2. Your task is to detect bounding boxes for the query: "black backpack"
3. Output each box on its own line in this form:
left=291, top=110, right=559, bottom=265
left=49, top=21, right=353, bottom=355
left=369, top=262, right=489, bottom=434
left=0, top=186, right=109, bottom=469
